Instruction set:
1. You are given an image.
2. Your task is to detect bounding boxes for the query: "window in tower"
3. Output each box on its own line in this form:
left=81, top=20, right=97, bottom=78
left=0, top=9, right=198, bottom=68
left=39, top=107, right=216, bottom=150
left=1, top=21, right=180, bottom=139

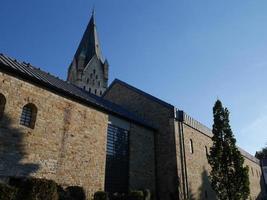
left=98, top=81, right=101, bottom=87
left=96, top=75, right=98, bottom=79
left=87, top=78, right=89, bottom=84
left=90, top=73, right=93, bottom=78
left=95, top=89, right=97, bottom=94
left=93, top=69, right=96, bottom=74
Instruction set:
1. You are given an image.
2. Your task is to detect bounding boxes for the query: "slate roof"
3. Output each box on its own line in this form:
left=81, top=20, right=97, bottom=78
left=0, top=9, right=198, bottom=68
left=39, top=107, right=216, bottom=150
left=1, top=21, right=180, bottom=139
left=0, top=53, right=155, bottom=130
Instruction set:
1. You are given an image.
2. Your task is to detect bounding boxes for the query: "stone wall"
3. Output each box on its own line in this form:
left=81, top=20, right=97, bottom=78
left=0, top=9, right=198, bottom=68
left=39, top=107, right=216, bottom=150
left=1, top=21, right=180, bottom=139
left=180, top=120, right=266, bottom=200
left=0, top=71, right=108, bottom=197
left=104, top=82, right=179, bottom=200
left=129, top=123, right=156, bottom=194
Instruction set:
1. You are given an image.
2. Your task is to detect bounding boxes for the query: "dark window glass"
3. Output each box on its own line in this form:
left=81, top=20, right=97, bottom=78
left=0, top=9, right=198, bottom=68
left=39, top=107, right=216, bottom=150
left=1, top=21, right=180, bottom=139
left=20, top=103, right=37, bottom=129
left=93, top=69, right=96, bottom=74
left=205, top=146, right=208, bottom=157
left=0, top=93, right=6, bottom=120
left=95, top=89, right=97, bottom=94
left=105, top=124, right=129, bottom=193
left=190, top=139, right=194, bottom=154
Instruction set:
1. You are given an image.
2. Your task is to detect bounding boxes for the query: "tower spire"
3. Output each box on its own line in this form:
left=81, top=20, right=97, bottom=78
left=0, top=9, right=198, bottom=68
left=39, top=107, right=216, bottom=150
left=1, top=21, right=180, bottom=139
left=67, top=11, right=109, bottom=96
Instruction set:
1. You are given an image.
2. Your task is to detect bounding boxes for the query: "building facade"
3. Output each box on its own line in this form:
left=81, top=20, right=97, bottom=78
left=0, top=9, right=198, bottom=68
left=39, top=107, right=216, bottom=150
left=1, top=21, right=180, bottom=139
left=0, top=13, right=266, bottom=200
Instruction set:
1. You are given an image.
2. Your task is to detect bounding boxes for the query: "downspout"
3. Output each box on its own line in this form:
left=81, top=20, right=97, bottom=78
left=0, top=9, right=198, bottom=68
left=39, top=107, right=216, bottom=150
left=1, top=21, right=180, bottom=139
left=177, top=110, right=189, bottom=199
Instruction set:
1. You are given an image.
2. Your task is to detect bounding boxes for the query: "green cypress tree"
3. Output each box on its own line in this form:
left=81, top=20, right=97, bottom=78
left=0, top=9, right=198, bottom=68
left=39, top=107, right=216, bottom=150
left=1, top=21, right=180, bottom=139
left=208, top=100, right=250, bottom=200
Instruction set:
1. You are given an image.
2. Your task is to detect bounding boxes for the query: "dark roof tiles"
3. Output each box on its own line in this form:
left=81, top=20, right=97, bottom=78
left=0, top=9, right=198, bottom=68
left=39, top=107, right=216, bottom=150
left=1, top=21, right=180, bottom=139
left=0, top=54, right=155, bottom=130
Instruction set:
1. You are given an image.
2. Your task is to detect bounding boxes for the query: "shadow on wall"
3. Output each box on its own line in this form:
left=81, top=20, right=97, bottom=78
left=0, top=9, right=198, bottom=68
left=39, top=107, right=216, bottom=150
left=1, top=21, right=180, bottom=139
left=256, top=172, right=267, bottom=200
left=188, top=167, right=217, bottom=200
left=0, top=113, right=39, bottom=181
left=197, top=168, right=217, bottom=200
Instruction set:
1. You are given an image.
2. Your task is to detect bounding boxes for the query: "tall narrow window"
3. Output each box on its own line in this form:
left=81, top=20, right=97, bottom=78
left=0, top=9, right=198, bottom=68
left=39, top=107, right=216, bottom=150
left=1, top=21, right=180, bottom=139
left=20, top=103, right=37, bottom=129
left=0, top=93, right=6, bottom=120
left=105, top=124, right=129, bottom=193
left=189, top=139, right=194, bottom=154
left=205, top=146, right=208, bottom=157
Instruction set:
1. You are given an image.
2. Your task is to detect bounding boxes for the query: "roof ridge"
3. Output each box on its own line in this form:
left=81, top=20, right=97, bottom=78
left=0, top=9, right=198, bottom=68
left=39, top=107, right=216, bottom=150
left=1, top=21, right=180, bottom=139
left=110, top=78, right=174, bottom=109
left=0, top=53, right=155, bottom=130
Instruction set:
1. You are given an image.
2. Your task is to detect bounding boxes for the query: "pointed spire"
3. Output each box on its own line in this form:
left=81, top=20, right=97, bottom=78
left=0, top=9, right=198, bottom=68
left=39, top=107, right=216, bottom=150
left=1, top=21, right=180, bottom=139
left=73, top=9, right=104, bottom=69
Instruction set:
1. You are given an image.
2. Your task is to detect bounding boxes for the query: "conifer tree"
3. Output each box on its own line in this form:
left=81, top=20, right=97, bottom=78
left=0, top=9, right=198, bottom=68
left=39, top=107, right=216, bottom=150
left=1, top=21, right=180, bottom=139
left=208, top=100, right=250, bottom=200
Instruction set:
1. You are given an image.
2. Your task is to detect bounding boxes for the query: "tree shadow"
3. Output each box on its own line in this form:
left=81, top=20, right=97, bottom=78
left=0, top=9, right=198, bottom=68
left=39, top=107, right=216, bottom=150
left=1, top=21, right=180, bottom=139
left=256, top=169, right=267, bottom=200
left=0, top=113, right=39, bottom=182
left=197, top=167, right=217, bottom=200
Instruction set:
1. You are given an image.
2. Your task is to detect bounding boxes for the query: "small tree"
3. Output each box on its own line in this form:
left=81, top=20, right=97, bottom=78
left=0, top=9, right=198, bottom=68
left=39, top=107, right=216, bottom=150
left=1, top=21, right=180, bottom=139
left=208, top=100, right=250, bottom=200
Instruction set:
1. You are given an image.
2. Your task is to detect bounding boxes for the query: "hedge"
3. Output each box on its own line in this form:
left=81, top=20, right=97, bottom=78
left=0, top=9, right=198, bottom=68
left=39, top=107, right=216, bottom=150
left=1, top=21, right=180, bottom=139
left=0, top=183, right=17, bottom=200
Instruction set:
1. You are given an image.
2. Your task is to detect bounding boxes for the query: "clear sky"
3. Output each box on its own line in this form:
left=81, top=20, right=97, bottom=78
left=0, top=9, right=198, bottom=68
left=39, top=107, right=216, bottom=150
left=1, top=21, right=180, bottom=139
left=1, top=0, right=267, bottom=155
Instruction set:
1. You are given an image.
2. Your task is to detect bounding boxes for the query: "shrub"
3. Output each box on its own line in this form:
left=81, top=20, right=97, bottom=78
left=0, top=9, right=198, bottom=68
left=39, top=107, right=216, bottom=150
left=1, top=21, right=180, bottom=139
left=9, top=177, right=58, bottom=200
left=128, top=190, right=144, bottom=200
left=94, top=191, right=108, bottom=200
left=66, top=186, right=86, bottom=200
left=109, top=192, right=127, bottom=200
left=0, top=182, right=17, bottom=200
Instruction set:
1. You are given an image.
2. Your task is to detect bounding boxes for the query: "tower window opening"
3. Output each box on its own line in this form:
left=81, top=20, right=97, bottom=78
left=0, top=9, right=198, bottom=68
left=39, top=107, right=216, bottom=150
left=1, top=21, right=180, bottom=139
left=93, top=69, right=96, bottom=74
left=95, top=89, right=97, bottom=94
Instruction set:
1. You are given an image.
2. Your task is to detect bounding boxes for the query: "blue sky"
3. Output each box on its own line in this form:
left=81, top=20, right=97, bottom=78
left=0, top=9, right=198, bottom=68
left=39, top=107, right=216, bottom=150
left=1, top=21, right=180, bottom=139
left=1, top=0, right=267, bottom=155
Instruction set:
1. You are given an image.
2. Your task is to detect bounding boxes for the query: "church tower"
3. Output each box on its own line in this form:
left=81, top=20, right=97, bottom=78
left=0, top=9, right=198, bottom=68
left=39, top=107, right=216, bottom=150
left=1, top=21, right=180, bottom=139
left=67, top=11, right=109, bottom=96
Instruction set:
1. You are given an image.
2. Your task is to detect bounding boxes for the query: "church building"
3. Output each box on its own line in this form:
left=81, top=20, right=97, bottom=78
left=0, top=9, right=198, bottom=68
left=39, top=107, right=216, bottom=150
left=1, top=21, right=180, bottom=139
left=0, top=12, right=266, bottom=200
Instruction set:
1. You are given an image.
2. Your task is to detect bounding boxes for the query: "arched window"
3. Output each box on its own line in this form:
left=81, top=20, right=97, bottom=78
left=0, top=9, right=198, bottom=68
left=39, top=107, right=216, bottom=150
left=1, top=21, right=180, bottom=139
left=0, top=93, right=6, bottom=120
left=20, top=103, right=37, bottom=129
left=189, top=139, right=194, bottom=154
